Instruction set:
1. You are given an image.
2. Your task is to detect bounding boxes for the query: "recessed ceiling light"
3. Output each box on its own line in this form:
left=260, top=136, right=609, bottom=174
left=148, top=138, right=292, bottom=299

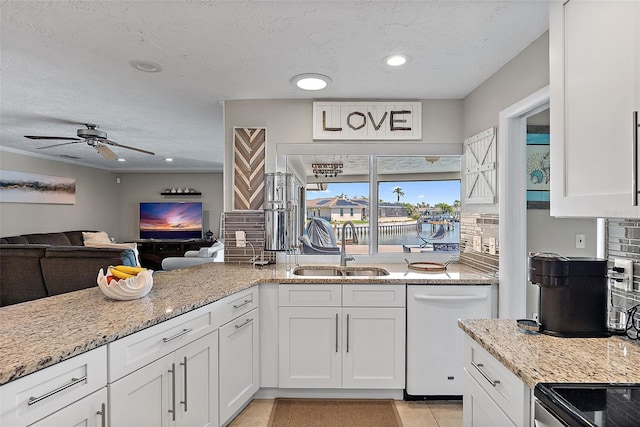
left=291, top=73, right=332, bottom=91
left=165, top=158, right=174, bottom=162
left=384, top=54, right=408, bottom=67
left=117, top=158, right=126, bottom=162
left=130, top=60, right=162, bottom=73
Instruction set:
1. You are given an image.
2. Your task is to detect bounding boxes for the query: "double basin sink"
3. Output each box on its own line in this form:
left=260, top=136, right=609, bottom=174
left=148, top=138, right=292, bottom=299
left=292, top=265, right=390, bottom=277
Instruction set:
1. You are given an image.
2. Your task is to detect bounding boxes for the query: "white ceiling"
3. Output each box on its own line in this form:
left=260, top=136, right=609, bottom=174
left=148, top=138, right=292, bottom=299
left=0, top=1, right=549, bottom=172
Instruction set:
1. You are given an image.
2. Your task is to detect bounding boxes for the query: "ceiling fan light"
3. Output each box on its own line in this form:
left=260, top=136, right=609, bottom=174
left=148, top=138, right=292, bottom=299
left=165, top=158, right=174, bottom=162
left=117, top=158, right=126, bottom=162
left=291, top=73, right=332, bottom=91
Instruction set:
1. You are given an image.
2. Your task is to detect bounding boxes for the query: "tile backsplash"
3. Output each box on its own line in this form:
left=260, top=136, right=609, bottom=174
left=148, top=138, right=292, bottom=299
left=606, top=219, right=640, bottom=315
left=459, top=212, right=499, bottom=274
left=223, top=211, right=276, bottom=264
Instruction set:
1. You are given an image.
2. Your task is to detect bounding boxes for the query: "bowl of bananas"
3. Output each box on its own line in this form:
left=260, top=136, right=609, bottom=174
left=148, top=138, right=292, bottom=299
left=97, top=265, right=153, bottom=300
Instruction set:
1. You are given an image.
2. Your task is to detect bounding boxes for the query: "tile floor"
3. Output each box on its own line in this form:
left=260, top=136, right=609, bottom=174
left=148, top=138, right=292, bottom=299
left=228, top=399, right=463, bottom=427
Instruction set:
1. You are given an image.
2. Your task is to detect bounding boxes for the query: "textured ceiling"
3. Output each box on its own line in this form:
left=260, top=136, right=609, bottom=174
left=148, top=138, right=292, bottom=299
left=0, top=1, right=549, bottom=172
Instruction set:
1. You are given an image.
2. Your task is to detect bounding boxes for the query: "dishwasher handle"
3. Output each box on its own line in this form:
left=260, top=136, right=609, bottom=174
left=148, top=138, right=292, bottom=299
left=413, top=294, right=488, bottom=302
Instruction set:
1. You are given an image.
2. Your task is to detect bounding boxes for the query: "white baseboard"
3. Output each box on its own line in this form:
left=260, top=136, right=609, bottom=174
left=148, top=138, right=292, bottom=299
left=254, top=388, right=404, bottom=400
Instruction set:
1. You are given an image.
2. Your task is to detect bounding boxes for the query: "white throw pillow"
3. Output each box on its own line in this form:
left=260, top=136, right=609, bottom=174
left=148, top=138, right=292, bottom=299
left=82, top=231, right=111, bottom=245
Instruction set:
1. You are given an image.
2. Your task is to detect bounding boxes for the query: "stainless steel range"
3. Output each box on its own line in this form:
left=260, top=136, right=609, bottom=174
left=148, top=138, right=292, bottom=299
left=534, top=383, right=640, bottom=426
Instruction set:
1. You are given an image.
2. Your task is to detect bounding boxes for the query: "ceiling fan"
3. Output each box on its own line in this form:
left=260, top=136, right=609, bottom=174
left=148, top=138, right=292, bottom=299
left=24, top=124, right=155, bottom=159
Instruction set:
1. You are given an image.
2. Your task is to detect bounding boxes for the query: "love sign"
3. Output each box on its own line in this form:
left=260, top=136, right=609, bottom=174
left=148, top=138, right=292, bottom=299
left=312, top=102, right=422, bottom=140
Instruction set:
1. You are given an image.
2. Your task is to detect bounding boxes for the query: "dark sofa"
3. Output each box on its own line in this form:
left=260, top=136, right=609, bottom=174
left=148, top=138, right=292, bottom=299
left=0, top=231, right=135, bottom=307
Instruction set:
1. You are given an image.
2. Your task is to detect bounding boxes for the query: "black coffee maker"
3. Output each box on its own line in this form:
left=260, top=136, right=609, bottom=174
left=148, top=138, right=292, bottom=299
left=529, top=253, right=610, bottom=337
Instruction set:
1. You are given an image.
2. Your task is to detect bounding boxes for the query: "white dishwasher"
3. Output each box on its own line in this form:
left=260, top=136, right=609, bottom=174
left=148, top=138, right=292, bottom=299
left=406, top=285, right=495, bottom=397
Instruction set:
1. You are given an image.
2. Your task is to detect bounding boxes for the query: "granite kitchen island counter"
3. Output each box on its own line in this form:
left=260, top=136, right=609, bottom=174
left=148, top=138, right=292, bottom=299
left=0, top=262, right=496, bottom=385
left=459, top=318, right=640, bottom=388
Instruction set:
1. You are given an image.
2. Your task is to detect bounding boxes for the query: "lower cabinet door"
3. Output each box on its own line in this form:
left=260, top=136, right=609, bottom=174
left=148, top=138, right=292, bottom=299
left=278, top=306, right=342, bottom=389
left=109, top=353, right=173, bottom=427
left=219, top=308, right=259, bottom=426
left=342, top=307, right=405, bottom=389
left=175, top=331, right=219, bottom=427
left=463, top=370, right=515, bottom=427
left=29, top=387, right=107, bottom=427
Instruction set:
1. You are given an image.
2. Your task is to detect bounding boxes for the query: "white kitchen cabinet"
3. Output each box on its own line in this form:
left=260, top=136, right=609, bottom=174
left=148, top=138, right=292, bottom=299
left=219, top=308, right=260, bottom=426
left=550, top=0, right=640, bottom=217
left=463, top=335, right=530, bottom=427
left=279, top=306, right=342, bottom=389
left=342, top=307, right=405, bottom=389
left=109, top=330, right=219, bottom=427
left=278, top=284, right=405, bottom=390
left=407, top=285, right=495, bottom=396
left=463, top=371, right=515, bottom=427
left=0, top=346, right=107, bottom=427
left=29, top=388, right=107, bottom=427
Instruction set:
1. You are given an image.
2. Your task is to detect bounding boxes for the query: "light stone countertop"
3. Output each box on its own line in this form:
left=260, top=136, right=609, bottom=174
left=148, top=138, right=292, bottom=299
left=0, top=262, right=495, bottom=386
left=458, top=318, right=640, bottom=389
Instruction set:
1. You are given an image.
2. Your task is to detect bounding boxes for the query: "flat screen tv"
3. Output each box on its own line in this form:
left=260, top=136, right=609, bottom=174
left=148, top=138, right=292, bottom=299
left=139, top=202, right=203, bottom=239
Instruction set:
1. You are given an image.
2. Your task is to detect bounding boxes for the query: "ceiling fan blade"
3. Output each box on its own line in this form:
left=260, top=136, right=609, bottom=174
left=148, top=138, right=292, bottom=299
left=37, top=141, right=82, bottom=149
left=25, top=136, right=82, bottom=141
left=102, top=139, right=155, bottom=155
left=96, top=144, right=118, bottom=160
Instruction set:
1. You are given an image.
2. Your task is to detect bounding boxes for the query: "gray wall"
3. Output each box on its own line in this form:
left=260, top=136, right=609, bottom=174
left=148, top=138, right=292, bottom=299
left=462, top=31, right=550, bottom=216
left=0, top=150, right=224, bottom=242
left=116, top=172, right=223, bottom=242
left=0, top=151, right=119, bottom=236
left=223, top=99, right=464, bottom=210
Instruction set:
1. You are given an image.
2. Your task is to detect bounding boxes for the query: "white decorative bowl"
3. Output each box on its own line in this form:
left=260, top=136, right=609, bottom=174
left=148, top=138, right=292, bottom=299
left=97, top=268, right=153, bottom=300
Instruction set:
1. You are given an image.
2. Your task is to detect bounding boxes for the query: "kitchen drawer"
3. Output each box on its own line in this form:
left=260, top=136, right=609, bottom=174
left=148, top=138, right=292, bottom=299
left=108, top=303, right=217, bottom=382
left=0, top=346, right=107, bottom=427
left=279, top=284, right=341, bottom=307
left=216, top=286, right=259, bottom=325
left=464, top=336, right=529, bottom=426
left=342, top=284, right=405, bottom=307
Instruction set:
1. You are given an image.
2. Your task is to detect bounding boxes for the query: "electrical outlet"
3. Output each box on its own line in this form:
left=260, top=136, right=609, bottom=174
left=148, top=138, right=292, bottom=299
left=473, top=236, right=482, bottom=252
left=488, top=237, right=496, bottom=255
left=235, top=230, right=247, bottom=247
left=532, top=312, right=539, bottom=322
left=575, top=234, right=586, bottom=249
left=614, top=258, right=634, bottom=291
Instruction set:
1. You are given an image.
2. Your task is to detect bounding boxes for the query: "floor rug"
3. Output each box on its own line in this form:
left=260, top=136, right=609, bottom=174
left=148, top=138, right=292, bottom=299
left=267, top=398, right=403, bottom=427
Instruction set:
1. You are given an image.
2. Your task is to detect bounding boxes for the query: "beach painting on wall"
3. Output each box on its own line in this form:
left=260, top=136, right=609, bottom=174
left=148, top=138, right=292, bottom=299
left=0, top=170, right=76, bottom=204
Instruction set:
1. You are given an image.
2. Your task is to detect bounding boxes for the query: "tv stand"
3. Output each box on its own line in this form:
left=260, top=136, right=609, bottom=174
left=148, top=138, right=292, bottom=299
left=133, top=239, right=212, bottom=270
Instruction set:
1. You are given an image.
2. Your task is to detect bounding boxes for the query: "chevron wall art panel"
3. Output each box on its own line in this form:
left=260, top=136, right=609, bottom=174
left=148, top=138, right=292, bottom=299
left=233, top=127, right=266, bottom=210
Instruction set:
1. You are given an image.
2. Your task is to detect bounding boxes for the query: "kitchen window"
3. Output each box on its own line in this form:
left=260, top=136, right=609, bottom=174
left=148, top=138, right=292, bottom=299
left=296, top=154, right=461, bottom=258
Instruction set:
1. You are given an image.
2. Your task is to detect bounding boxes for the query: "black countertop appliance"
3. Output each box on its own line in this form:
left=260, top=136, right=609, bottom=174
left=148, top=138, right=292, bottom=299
left=529, top=253, right=609, bottom=337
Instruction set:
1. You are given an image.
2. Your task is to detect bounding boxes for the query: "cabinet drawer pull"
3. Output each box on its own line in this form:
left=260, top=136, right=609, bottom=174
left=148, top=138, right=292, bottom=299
left=28, top=375, right=87, bottom=405
left=97, top=402, right=106, bottom=427
left=414, top=294, right=488, bottom=302
left=634, top=111, right=639, bottom=206
left=163, top=328, right=193, bottom=343
left=234, top=318, right=253, bottom=330
left=471, top=361, right=500, bottom=387
left=233, top=299, right=252, bottom=309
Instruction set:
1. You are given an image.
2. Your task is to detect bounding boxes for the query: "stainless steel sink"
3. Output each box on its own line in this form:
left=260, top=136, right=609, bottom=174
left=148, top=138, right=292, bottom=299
left=292, top=266, right=344, bottom=277
left=292, top=266, right=390, bottom=277
left=342, top=267, right=390, bottom=277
